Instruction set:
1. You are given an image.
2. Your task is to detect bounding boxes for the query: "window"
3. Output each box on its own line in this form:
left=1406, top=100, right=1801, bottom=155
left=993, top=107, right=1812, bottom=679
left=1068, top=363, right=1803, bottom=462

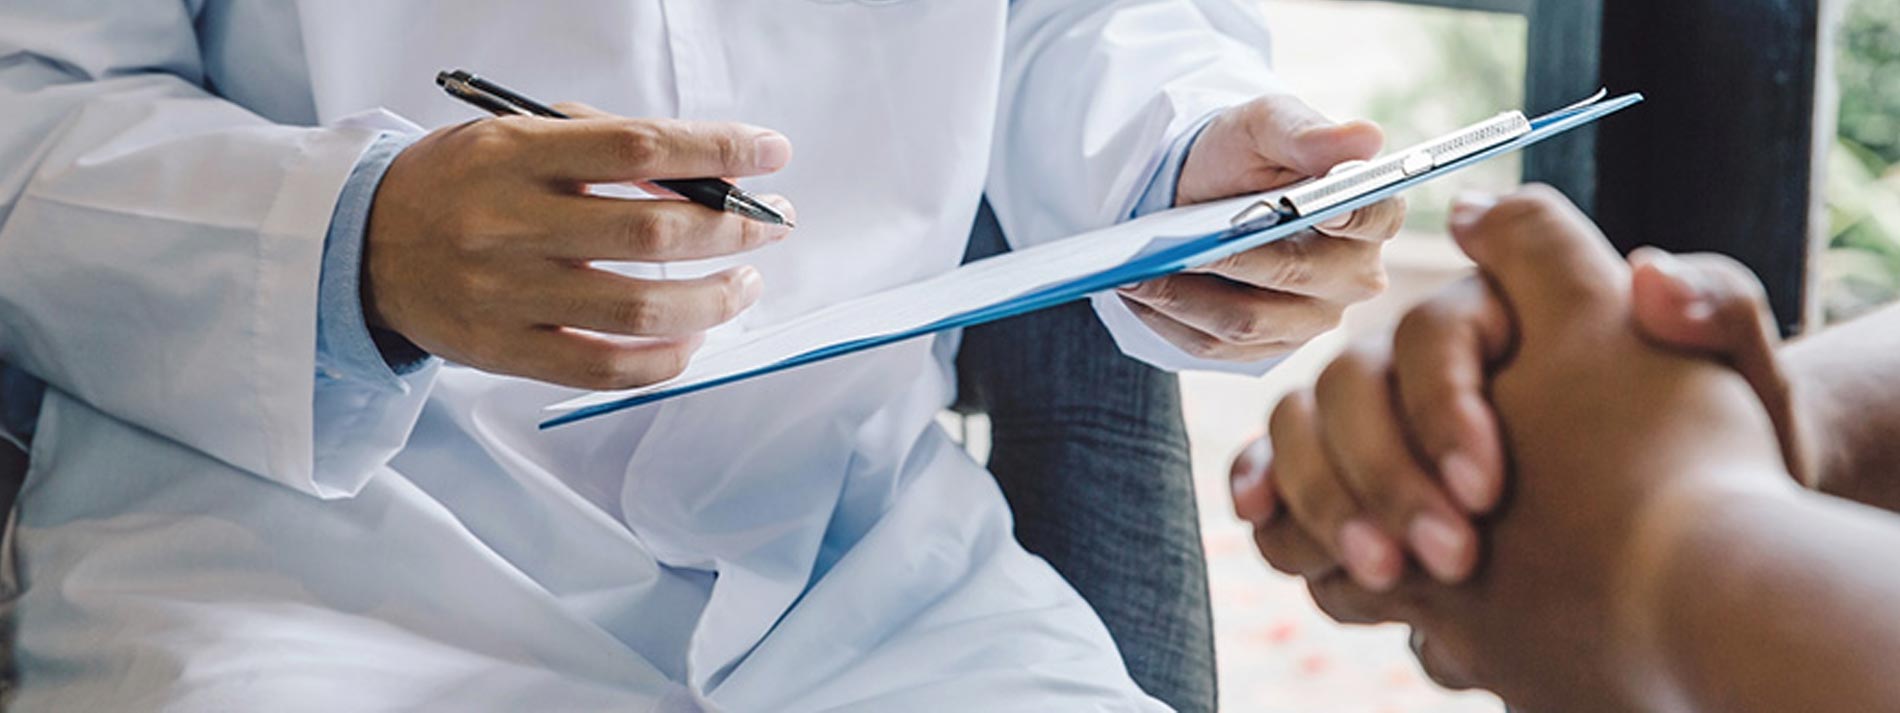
left=1821, top=0, right=1900, bottom=323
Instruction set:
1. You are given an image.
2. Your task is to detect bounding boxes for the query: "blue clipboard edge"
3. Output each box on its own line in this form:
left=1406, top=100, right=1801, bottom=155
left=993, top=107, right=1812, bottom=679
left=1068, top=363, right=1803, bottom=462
left=543, top=93, right=1645, bottom=429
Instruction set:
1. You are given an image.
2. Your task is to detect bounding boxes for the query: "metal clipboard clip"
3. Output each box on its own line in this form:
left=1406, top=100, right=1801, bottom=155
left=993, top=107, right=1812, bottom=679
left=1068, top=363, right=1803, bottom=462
left=1229, top=89, right=1611, bottom=227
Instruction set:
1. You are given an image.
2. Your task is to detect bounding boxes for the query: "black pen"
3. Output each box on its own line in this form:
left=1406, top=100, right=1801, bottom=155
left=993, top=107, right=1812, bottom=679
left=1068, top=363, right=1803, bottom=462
left=435, top=69, right=793, bottom=228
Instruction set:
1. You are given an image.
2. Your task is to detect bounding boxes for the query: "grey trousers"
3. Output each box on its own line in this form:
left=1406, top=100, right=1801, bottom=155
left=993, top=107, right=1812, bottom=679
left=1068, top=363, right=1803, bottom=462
left=955, top=200, right=1218, bottom=713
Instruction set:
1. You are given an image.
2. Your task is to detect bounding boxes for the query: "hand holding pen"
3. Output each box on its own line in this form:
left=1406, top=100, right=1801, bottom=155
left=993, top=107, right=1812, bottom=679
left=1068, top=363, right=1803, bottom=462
left=438, top=70, right=793, bottom=227
left=355, top=70, right=797, bottom=391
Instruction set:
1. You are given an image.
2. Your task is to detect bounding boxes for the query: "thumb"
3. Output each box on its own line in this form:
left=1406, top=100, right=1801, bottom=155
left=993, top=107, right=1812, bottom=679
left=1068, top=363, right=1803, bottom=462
left=1629, top=248, right=1809, bottom=482
left=1282, top=119, right=1386, bottom=177
left=1242, top=94, right=1385, bottom=176
left=1629, top=248, right=1781, bottom=357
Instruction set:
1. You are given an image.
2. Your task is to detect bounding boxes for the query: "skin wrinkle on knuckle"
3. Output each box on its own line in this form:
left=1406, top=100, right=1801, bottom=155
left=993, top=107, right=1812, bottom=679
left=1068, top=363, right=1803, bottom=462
left=1144, top=277, right=1182, bottom=312
left=576, top=348, right=630, bottom=390
left=613, top=293, right=667, bottom=334
left=616, top=123, right=665, bottom=171
left=713, top=130, right=745, bottom=172
left=658, top=341, right=694, bottom=380
left=1221, top=305, right=1276, bottom=345
left=1272, top=238, right=1315, bottom=291
left=718, top=272, right=749, bottom=321
left=1210, top=251, right=1250, bottom=278
left=1357, top=260, right=1391, bottom=301
left=633, top=209, right=682, bottom=257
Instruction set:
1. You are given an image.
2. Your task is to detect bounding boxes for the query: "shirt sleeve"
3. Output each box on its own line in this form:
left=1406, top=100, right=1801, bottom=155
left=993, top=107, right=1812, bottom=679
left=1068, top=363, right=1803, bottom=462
left=0, top=1, right=436, bottom=498
left=1127, top=112, right=1215, bottom=220
left=994, top=0, right=1291, bottom=375
left=317, top=132, right=431, bottom=389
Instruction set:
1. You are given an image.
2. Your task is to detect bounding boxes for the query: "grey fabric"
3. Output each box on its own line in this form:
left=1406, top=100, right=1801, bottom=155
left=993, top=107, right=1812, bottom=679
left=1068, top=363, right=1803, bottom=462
left=956, top=200, right=1216, bottom=713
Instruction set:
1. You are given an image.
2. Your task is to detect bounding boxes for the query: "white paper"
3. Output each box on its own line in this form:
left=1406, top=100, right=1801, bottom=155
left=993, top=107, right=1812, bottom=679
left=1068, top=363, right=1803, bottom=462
left=546, top=193, right=1265, bottom=415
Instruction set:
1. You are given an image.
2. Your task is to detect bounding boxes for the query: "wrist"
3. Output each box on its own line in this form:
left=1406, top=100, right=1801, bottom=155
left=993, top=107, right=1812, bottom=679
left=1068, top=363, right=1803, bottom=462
left=1613, top=468, right=1800, bottom=710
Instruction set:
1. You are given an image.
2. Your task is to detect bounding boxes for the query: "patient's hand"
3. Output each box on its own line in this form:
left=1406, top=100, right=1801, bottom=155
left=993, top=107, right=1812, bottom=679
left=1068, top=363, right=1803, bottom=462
left=1243, top=187, right=1792, bottom=711
left=1227, top=235, right=1817, bottom=596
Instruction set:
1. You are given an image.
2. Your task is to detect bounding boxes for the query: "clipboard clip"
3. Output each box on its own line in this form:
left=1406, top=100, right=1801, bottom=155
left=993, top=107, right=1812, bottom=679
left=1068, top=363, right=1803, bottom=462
left=1228, top=89, right=1612, bottom=227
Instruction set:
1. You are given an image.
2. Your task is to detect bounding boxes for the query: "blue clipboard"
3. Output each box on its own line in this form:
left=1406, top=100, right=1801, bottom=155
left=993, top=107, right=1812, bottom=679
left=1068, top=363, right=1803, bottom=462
left=543, top=92, right=1643, bottom=428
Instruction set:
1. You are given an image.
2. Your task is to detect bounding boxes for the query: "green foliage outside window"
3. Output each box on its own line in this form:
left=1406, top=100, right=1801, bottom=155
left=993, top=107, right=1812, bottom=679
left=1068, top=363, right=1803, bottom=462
left=1825, top=0, right=1900, bottom=322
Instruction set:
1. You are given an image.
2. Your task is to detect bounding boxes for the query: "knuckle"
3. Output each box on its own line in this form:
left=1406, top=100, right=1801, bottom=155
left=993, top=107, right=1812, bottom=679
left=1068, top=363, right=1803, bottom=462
left=611, top=294, right=669, bottom=334
left=614, top=124, right=666, bottom=168
left=715, top=272, right=750, bottom=321
left=1272, top=239, right=1317, bottom=289
left=1140, top=278, right=1182, bottom=311
left=1267, top=392, right=1308, bottom=443
left=631, top=209, right=685, bottom=256
left=1316, top=345, right=1380, bottom=399
left=1315, top=303, right=1347, bottom=335
left=1219, top=308, right=1277, bottom=345
left=1478, top=188, right=1564, bottom=236
left=1395, top=300, right=1456, bottom=347
left=1184, top=331, right=1230, bottom=359
left=463, top=119, right=522, bottom=156
left=1207, top=251, right=1249, bottom=276
left=653, top=342, right=694, bottom=381
left=1355, top=262, right=1391, bottom=300
left=577, top=352, right=633, bottom=390
left=713, top=131, right=746, bottom=171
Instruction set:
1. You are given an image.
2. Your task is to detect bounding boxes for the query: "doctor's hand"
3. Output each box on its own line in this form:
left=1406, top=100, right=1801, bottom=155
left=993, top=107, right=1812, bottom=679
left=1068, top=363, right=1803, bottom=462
left=363, top=105, right=795, bottom=389
left=1118, top=94, right=1405, bottom=362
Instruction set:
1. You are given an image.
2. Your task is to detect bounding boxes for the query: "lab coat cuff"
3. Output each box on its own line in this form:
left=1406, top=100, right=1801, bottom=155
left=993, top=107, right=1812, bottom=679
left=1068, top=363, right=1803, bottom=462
left=1089, top=291, right=1287, bottom=376
left=1128, top=110, right=1220, bottom=219
left=317, top=131, right=429, bottom=392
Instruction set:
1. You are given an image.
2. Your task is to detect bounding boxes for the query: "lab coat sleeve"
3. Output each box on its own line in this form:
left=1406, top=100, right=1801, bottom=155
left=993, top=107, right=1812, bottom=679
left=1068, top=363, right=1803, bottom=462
left=994, top=0, right=1291, bottom=375
left=0, top=1, right=427, bottom=497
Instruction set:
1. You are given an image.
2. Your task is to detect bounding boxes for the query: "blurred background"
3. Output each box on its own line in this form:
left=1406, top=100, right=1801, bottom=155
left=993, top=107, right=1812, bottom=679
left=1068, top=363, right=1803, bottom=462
left=1183, top=1, right=1900, bottom=710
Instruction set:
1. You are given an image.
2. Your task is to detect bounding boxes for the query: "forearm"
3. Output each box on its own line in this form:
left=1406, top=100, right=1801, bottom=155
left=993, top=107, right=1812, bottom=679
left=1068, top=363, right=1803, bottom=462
left=1635, top=479, right=1900, bottom=712
left=1784, top=303, right=1900, bottom=510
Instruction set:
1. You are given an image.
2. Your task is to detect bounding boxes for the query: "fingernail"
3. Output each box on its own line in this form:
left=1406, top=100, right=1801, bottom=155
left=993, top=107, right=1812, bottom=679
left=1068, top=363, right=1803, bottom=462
left=1230, top=453, right=1266, bottom=489
left=736, top=266, right=764, bottom=305
left=1410, top=513, right=1476, bottom=583
left=1642, top=251, right=1716, bottom=322
left=1320, top=213, right=1353, bottom=231
left=1339, top=520, right=1401, bottom=592
left=1441, top=452, right=1493, bottom=513
left=1449, top=192, right=1498, bottom=230
left=753, top=133, right=793, bottom=172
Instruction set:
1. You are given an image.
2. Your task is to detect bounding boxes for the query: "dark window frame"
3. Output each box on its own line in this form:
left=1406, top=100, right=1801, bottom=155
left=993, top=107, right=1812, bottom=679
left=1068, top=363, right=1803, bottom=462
left=1333, top=0, right=1825, bottom=336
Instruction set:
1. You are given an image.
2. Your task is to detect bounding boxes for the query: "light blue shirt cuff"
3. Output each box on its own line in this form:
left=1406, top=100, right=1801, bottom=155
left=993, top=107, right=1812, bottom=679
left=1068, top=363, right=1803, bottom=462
left=318, top=132, right=429, bottom=391
left=1129, top=111, right=1221, bottom=219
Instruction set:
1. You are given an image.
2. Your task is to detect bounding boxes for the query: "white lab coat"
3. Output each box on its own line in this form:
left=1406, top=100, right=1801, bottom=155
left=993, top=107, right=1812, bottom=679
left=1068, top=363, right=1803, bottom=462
left=0, top=1, right=1281, bottom=710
